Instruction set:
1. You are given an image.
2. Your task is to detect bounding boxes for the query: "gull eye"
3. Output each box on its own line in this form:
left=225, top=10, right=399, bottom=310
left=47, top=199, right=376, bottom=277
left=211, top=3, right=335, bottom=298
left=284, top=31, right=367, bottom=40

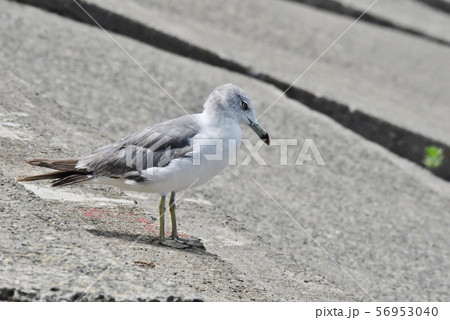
left=241, top=101, right=249, bottom=110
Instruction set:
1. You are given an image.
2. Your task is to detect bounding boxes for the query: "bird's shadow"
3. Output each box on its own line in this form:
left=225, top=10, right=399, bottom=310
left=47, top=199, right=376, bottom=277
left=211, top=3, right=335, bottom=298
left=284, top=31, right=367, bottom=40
left=85, top=228, right=213, bottom=256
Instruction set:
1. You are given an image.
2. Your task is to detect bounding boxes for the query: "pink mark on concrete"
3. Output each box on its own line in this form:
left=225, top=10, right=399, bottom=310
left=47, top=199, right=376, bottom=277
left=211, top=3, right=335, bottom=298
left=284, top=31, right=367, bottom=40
left=78, top=208, right=108, bottom=218
left=163, top=232, right=190, bottom=237
left=146, top=225, right=158, bottom=233
left=124, top=211, right=139, bottom=216
left=137, top=217, right=151, bottom=224
left=178, top=232, right=189, bottom=238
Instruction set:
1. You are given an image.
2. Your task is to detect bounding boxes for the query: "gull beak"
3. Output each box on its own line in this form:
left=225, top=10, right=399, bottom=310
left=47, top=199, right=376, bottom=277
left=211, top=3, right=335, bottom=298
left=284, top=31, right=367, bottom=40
left=248, top=117, right=270, bottom=145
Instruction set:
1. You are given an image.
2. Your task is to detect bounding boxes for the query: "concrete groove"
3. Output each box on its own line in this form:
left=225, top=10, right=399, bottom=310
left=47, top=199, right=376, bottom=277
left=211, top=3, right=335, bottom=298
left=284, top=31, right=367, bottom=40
left=286, top=0, right=450, bottom=47
left=11, top=0, right=450, bottom=181
left=415, top=0, right=450, bottom=15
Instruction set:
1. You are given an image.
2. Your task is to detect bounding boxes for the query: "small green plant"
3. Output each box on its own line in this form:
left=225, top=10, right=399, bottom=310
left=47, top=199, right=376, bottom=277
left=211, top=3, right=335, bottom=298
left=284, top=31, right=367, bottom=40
left=423, top=146, right=444, bottom=169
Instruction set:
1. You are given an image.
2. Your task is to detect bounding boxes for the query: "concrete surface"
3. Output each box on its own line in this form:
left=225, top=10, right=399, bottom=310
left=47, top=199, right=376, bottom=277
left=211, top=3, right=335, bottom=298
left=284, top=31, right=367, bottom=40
left=329, top=0, right=450, bottom=44
left=0, top=65, right=347, bottom=302
left=1, top=0, right=449, bottom=301
left=0, top=1, right=350, bottom=302
left=81, top=0, right=450, bottom=147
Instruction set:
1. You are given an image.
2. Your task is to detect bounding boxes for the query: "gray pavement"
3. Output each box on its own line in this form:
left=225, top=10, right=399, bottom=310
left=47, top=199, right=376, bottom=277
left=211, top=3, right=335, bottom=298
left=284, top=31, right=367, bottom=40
left=330, top=0, right=450, bottom=44
left=0, top=1, right=350, bottom=301
left=0, top=63, right=347, bottom=302
left=82, top=0, right=450, bottom=146
left=1, top=0, right=449, bottom=301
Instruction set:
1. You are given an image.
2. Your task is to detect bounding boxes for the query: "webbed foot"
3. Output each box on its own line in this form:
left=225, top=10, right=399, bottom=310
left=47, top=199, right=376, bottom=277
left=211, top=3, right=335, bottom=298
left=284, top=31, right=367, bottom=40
left=160, top=236, right=205, bottom=250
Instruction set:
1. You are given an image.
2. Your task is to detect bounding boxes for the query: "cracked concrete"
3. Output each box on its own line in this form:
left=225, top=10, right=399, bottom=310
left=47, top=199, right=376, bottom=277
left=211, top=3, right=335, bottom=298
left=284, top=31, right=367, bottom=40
left=292, top=0, right=450, bottom=45
left=82, top=0, right=449, bottom=146
left=417, top=0, right=450, bottom=14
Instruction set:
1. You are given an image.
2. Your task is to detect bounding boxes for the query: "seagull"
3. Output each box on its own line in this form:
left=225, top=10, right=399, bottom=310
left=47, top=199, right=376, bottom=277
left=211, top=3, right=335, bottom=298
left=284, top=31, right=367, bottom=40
left=18, top=83, right=270, bottom=249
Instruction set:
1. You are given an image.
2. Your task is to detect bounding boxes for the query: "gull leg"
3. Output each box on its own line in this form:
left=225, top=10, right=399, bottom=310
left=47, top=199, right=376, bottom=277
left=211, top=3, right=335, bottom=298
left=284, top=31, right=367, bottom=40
left=160, top=193, right=189, bottom=249
left=159, top=195, right=166, bottom=243
left=157, top=192, right=204, bottom=249
left=169, top=191, right=205, bottom=249
left=169, top=191, right=178, bottom=240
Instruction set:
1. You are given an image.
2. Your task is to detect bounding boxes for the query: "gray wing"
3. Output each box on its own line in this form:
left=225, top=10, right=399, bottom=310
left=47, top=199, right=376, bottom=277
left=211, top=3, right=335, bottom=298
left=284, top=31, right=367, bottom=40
left=76, top=115, right=200, bottom=179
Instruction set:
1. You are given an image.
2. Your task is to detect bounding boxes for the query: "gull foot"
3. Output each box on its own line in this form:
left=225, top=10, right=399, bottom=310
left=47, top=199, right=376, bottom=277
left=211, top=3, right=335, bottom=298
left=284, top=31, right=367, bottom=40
left=175, top=236, right=205, bottom=249
left=160, top=237, right=205, bottom=250
left=160, top=239, right=191, bottom=249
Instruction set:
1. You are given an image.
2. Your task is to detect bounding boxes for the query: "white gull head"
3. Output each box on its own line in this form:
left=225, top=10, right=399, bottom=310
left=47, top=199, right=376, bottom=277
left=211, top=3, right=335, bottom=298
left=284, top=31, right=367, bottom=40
left=202, top=83, right=270, bottom=145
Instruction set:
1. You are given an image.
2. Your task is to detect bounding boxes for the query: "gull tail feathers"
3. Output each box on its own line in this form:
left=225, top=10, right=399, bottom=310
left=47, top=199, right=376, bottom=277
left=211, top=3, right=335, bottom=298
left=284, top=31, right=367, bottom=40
left=25, top=158, right=79, bottom=171
left=18, top=158, right=94, bottom=187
